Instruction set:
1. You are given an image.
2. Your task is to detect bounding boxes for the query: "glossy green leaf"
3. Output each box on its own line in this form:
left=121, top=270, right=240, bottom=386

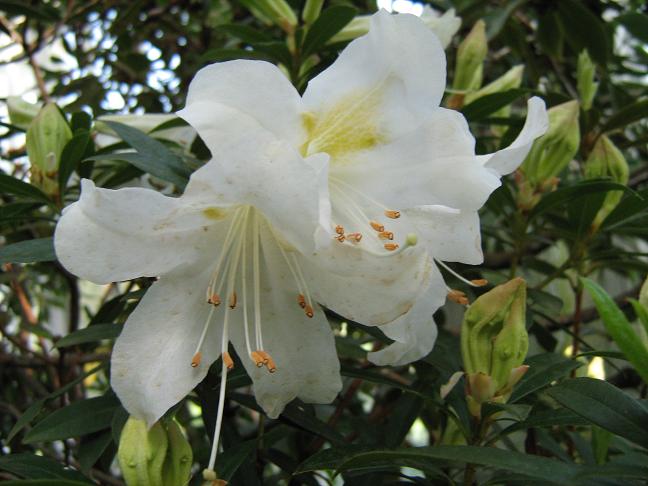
left=55, top=323, right=122, bottom=348
left=581, top=278, right=648, bottom=383
left=509, top=353, right=582, bottom=403
left=6, top=400, right=45, bottom=442
left=0, top=453, right=90, bottom=481
left=0, top=173, right=50, bottom=203
left=24, top=393, right=120, bottom=443
left=461, top=89, right=529, bottom=122
left=557, top=0, right=609, bottom=64
left=0, top=237, right=56, bottom=265
left=616, top=13, right=648, bottom=43
left=602, top=98, right=648, bottom=132
left=302, top=6, right=357, bottom=57
left=546, top=377, right=648, bottom=448
left=59, top=130, right=90, bottom=191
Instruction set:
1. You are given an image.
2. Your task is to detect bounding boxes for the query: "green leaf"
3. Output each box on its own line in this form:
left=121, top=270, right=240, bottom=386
left=600, top=188, right=648, bottom=230
left=557, top=0, right=609, bottom=64
left=302, top=6, right=357, bottom=57
left=629, top=298, right=648, bottom=337
left=201, top=47, right=276, bottom=63
left=78, top=430, right=113, bottom=474
left=296, top=445, right=579, bottom=482
left=24, top=393, right=120, bottom=443
left=581, top=278, right=648, bottom=383
left=0, top=238, right=56, bottom=265
left=217, top=24, right=273, bottom=44
left=509, top=353, right=582, bottom=403
left=7, top=401, right=44, bottom=442
left=0, top=173, right=50, bottom=203
left=0, top=481, right=92, bottom=486
left=546, top=377, right=648, bottom=449
left=59, top=130, right=91, bottom=191
left=55, top=323, right=123, bottom=348
left=483, top=0, right=527, bottom=40
left=93, top=121, right=191, bottom=188
left=602, top=99, right=648, bottom=132
left=70, top=111, right=92, bottom=133
left=0, top=453, right=90, bottom=481
left=461, top=89, right=529, bottom=122
left=616, top=13, right=648, bottom=44
left=536, top=10, right=564, bottom=58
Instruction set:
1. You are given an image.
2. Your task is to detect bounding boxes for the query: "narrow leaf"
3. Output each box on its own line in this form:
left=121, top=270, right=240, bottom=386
left=0, top=238, right=56, bottom=265
left=55, top=323, right=122, bottom=348
left=302, top=6, right=357, bottom=57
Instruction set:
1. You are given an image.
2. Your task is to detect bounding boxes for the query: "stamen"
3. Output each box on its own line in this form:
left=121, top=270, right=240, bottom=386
left=228, top=292, right=237, bottom=309
left=241, top=218, right=253, bottom=357
left=304, top=304, right=314, bottom=318
left=252, top=213, right=264, bottom=351
left=298, top=294, right=306, bottom=309
left=335, top=224, right=345, bottom=235
left=191, top=351, right=202, bottom=368
left=191, top=305, right=216, bottom=367
left=384, top=209, right=400, bottom=219
left=205, top=207, right=245, bottom=302
left=370, top=220, right=385, bottom=232
left=447, top=289, right=469, bottom=306
left=335, top=234, right=346, bottom=243
left=347, top=232, right=362, bottom=242
left=257, top=350, right=277, bottom=373
left=202, top=469, right=227, bottom=485
left=222, top=351, right=234, bottom=370
left=208, top=293, right=221, bottom=306
left=384, top=242, right=399, bottom=251
left=378, top=231, right=394, bottom=240
left=250, top=351, right=265, bottom=367
left=436, top=259, right=487, bottom=288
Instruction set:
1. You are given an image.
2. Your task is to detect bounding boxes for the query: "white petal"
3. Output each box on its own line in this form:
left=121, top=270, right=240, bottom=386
left=301, top=246, right=433, bottom=326
left=228, top=224, right=341, bottom=418
left=330, top=117, right=500, bottom=211
left=111, top=266, right=221, bottom=426
left=421, top=7, right=461, bottom=49
left=405, top=206, right=483, bottom=264
left=368, top=266, right=446, bottom=366
left=54, top=179, right=221, bottom=284
left=178, top=60, right=304, bottom=148
left=303, top=10, right=446, bottom=142
left=477, top=97, right=549, bottom=176
left=183, top=135, right=331, bottom=254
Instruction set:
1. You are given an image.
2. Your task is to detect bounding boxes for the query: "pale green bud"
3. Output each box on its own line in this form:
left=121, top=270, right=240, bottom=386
left=329, top=16, right=370, bottom=43
left=577, top=50, right=598, bottom=111
left=26, top=103, right=72, bottom=197
left=162, top=420, right=193, bottom=486
left=521, top=100, right=580, bottom=184
left=253, top=0, right=297, bottom=32
left=461, top=278, right=528, bottom=391
left=464, top=65, right=524, bottom=105
left=452, top=20, right=487, bottom=92
left=117, top=418, right=168, bottom=486
left=640, top=276, right=648, bottom=310
left=7, top=96, right=41, bottom=130
left=584, top=135, right=629, bottom=228
left=302, top=0, right=324, bottom=25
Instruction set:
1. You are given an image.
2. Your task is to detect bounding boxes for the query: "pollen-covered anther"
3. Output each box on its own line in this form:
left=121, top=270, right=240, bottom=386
left=384, top=209, right=401, bottom=219
left=378, top=231, right=394, bottom=240
left=335, top=224, right=345, bottom=235
left=447, top=289, right=469, bottom=306
left=257, top=350, right=277, bottom=373
left=471, top=279, right=488, bottom=287
left=384, top=242, right=399, bottom=251
left=347, top=232, right=362, bottom=243
left=191, top=351, right=202, bottom=368
left=250, top=351, right=265, bottom=367
left=228, top=292, right=237, bottom=309
left=370, top=220, right=385, bottom=232
left=207, top=293, right=221, bottom=306
left=304, top=304, right=314, bottom=318
left=335, top=234, right=346, bottom=243
left=222, top=351, right=234, bottom=370
left=297, top=293, right=306, bottom=309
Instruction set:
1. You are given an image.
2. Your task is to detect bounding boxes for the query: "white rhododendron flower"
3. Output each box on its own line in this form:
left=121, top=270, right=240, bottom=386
left=179, top=10, right=549, bottom=367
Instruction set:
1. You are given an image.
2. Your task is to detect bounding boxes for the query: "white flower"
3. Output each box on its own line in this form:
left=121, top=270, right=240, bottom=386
left=178, top=10, right=549, bottom=367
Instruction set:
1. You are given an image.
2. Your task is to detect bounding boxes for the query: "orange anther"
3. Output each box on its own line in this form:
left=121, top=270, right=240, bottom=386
left=250, top=351, right=265, bottom=367
left=471, top=279, right=488, bottom=287
left=384, top=243, right=399, bottom=251
left=191, top=351, right=202, bottom=368
left=304, top=304, right=314, bottom=318
left=347, top=232, right=362, bottom=242
left=335, top=234, right=346, bottom=243
left=228, top=292, right=237, bottom=309
left=384, top=209, right=401, bottom=219
left=208, top=294, right=221, bottom=306
left=297, top=293, right=306, bottom=308
left=447, top=289, right=469, bottom=306
left=335, top=224, right=345, bottom=235
left=370, top=220, right=385, bottom=232
left=257, top=350, right=277, bottom=373
left=222, top=351, right=234, bottom=370
left=378, top=231, right=394, bottom=240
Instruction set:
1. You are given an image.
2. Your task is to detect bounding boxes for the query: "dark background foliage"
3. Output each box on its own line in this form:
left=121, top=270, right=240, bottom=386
left=1, top=0, right=647, bottom=484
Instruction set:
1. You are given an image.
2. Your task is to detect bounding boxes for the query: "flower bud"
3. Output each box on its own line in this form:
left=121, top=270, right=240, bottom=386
left=302, top=0, right=323, bottom=25
left=521, top=100, right=580, bottom=185
left=577, top=50, right=598, bottom=111
left=162, top=420, right=193, bottom=486
left=452, top=20, right=487, bottom=92
left=464, top=65, right=524, bottom=105
left=252, top=0, right=297, bottom=32
left=584, top=135, right=629, bottom=229
left=7, top=96, right=41, bottom=130
left=461, top=279, right=528, bottom=416
left=26, top=103, right=72, bottom=197
left=117, top=417, right=168, bottom=486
